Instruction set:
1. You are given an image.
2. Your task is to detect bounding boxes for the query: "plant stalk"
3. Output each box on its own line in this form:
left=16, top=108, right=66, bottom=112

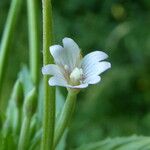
left=27, top=0, right=39, bottom=87
left=0, top=0, right=22, bottom=98
left=41, top=0, right=55, bottom=150
left=54, top=90, right=77, bottom=147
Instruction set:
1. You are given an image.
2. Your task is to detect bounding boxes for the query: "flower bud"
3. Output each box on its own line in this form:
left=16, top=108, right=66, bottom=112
left=24, top=88, right=37, bottom=118
left=12, top=80, right=24, bottom=108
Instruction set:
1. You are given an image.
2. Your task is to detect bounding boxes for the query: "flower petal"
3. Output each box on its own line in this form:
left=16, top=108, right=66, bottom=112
left=67, top=83, right=88, bottom=89
left=62, top=37, right=80, bottom=53
left=62, top=37, right=81, bottom=70
left=48, top=76, right=88, bottom=89
left=48, top=76, right=68, bottom=87
left=49, top=45, right=65, bottom=65
left=42, top=64, right=65, bottom=79
left=83, top=61, right=111, bottom=77
left=84, top=76, right=101, bottom=84
left=81, top=51, right=108, bottom=69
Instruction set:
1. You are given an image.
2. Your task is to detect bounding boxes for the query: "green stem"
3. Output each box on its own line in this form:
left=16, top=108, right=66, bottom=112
left=27, top=0, right=39, bottom=87
left=0, top=0, right=22, bottom=98
left=41, top=0, right=55, bottom=150
left=18, top=116, right=31, bottom=150
left=54, top=90, right=77, bottom=147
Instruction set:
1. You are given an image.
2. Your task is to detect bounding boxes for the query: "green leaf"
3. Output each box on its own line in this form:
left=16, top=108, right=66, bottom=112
left=2, top=90, right=18, bottom=137
left=76, top=135, right=150, bottom=150
left=0, top=133, right=16, bottom=150
left=29, top=129, right=42, bottom=150
left=2, top=66, right=34, bottom=148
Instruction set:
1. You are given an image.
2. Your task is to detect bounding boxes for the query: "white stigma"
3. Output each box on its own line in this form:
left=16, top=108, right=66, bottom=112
left=70, top=67, right=83, bottom=84
left=64, top=65, right=69, bottom=71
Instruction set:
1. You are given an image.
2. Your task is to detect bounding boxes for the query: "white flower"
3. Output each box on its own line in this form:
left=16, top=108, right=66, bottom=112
left=42, top=37, right=111, bottom=89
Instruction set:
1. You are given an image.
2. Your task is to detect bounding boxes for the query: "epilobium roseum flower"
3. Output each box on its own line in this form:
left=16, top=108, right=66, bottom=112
left=42, top=37, right=111, bottom=89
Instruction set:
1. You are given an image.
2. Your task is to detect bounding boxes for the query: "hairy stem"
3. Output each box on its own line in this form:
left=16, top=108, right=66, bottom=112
left=41, top=0, right=55, bottom=150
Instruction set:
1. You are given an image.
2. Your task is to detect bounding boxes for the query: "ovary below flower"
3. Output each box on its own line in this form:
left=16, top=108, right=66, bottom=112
left=42, top=37, right=111, bottom=89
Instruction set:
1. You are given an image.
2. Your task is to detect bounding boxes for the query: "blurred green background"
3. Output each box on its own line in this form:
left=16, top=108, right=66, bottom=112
left=0, top=0, right=150, bottom=149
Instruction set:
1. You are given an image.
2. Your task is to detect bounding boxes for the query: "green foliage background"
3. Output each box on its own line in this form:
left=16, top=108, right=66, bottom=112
left=0, top=0, right=150, bottom=149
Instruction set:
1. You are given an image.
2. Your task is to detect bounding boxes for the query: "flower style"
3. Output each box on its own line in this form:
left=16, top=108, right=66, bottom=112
left=42, top=37, right=111, bottom=89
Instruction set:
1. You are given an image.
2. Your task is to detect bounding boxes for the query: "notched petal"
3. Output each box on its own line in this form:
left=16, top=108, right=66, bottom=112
left=98, top=61, right=111, bottom=74
left=49, top=45, right=63, bottom=56
left=49, top=45, right=64, bottom=65
left=42, top=64, right=66, bottom=81
left=62, top=37, right=81, bottom=69
left=62, top=37, right=80, bottom=51
left=83, top=61, right=111, bottom=77
left=84, top=76, right=101, bottom=84
left=81, top=51, right=108, bottom=68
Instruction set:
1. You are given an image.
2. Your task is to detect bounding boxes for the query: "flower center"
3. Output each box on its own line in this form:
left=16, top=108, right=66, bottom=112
left=69, top=67, right=83, bottom=85
left=64, top=65, right=69, bottom=71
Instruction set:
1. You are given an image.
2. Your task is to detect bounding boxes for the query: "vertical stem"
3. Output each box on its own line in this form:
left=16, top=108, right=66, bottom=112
left=27, top=0, right=39, bottom=87
left=54, top=90, right=77, bottom=147
left=41, top=0, right=55, bottom=150
left=0, top=0, right=22, bottom=98
left=18, top=116, right=31, bottom=150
